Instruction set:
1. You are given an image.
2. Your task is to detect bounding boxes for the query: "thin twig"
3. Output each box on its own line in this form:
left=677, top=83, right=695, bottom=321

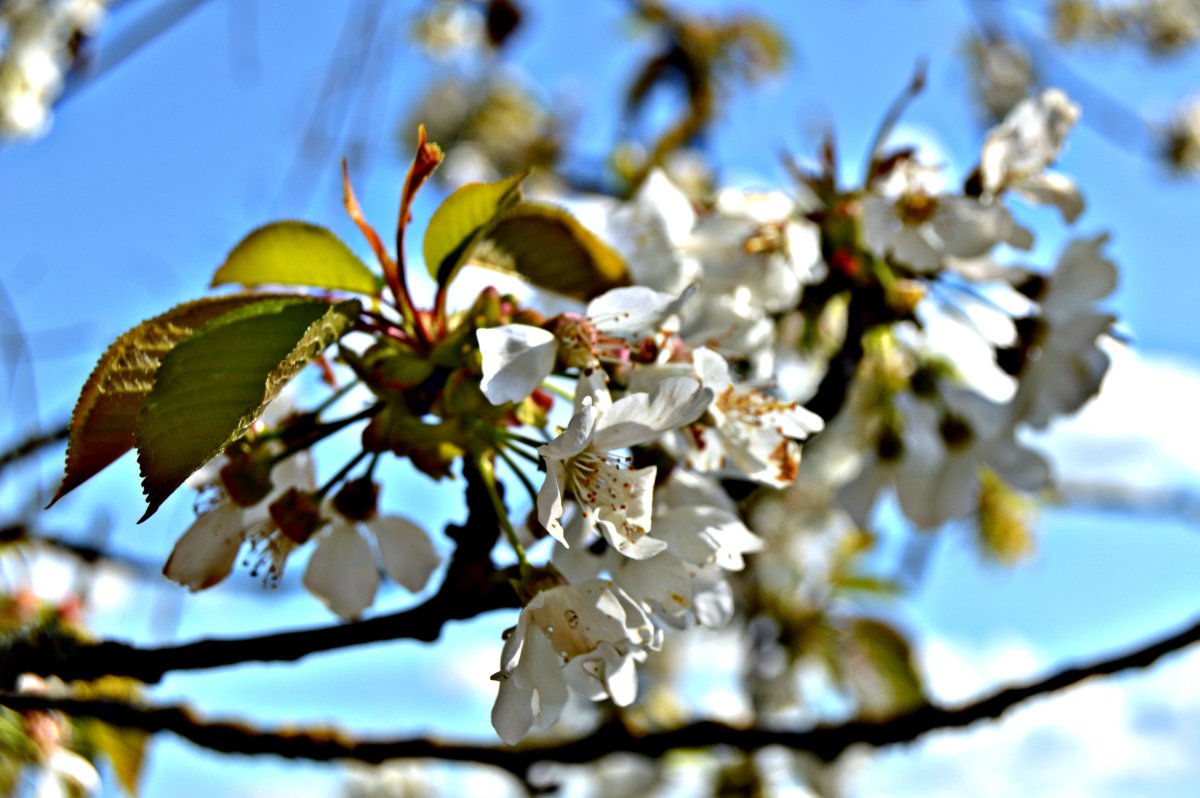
left=0, top=424, right=68, bottom=474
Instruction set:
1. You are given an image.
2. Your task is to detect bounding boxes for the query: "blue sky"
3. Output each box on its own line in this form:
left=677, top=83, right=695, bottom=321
left=3, top=1, right=1200, bottom=795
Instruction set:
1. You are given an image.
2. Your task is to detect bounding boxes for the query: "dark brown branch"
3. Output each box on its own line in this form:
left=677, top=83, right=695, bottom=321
left=803, top=287, right=872, bottom=423
left=1, top=461, right=520, bottom=686
left=0, top=581, right=517, bottom=687
left=6, top=612, right=1200, bottom=772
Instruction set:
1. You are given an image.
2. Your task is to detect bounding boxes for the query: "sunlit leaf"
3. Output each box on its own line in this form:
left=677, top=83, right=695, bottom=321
left=135, top=298, right=360, bottom=519
left=423, top=172, right=525, bottom=286
left=212, top=221, right=379, bottom=295
left=842, top=618, right=924, bottom=719
left=50, top=295, right=279, bottom=506
left=87, top=722, right=146, bottom=796
left=475, top=202, right=630, bottom=300
left=71, top=677, right=147, bottom=796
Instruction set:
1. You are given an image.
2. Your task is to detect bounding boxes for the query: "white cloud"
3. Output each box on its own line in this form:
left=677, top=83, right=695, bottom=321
left=848, top=635, right=1200, bottom=798
left=1032, top=342, right=1200, bottom=492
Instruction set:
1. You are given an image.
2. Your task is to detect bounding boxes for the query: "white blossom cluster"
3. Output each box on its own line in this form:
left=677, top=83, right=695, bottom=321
left=162, top=395, right=442, bottom=622
left=476, top=88, right=1117, bottom=742
left=0, top=0, right=108, bottom=138
left=148, top=84, right=1113, bottom=747
left=480, top=297, right=824, bottom=742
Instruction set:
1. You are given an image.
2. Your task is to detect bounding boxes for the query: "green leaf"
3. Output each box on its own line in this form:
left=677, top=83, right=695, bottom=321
left=135, top=297, right=360, bottom=520
left=212, top=221, right=379, bottom=295
left=72, top=676, right=148, bottom=796
left=50, top=295, right=281, bottom=506
left=476, top=202, right=631, bottom=300
left=842, top=618, right=924, bottom=718
left=423, top=172, right=525, bottom=286
left=87, top=721, right=147, bottom=796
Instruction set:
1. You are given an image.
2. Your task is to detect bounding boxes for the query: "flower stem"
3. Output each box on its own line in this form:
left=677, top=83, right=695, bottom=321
left=861, top=60, right=927, bottom=188
left=310, top=379, right=362, bottom=419
left=271, top=404, right=383, bottom=463
left=540, top=380, right=574, bottom=403
left=315, top=451, right=369, bottom=501
left=495, top=429, right=547, bottom=449
left=476, top=454, right=528, bottom=567
left=497, top=446, right=540, bottom=508
left=501, top=442, right=542, bottom=466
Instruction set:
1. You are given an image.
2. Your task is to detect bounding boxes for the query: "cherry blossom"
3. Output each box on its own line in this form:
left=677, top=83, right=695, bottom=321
left=491, top=580, right=659, bottom=744
left=980, top=88, right=1084, bottom=222
left=163, top=451, right=317, bottom=591
left=538, top=375, right=713, bottom=558
left=303, top=513, right=440, bottom=620
left=840, top=387, right=1048, bottom=530
left=861, top=161, right=1033, bottom=273
left=1008, top=235, right=1118, bottom=428
left=685, top=347, right=825, bottom=487
left=476, top=285, right=690, bottom=405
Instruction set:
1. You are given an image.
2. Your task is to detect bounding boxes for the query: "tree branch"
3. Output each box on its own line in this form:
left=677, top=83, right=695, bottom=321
left=6, top=612, right=1199, bottom=773
left=0, top=424, right=68, bottom=474
left=0, top=461, right=520, bottom=686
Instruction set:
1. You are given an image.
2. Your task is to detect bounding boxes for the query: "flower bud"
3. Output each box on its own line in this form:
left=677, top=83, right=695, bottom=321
left=268, top=488, right=324, bottom=545
left=333, top=476, right=380, bottom=522
left=219, top=453, right=275, bottom=507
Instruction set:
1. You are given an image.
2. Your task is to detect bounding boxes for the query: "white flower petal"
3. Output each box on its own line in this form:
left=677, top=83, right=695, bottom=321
left=1016, top=171, right=1084, bottom=222
left=692, top=347, right=732, bottom=391
left=638, top=169, right=696, bottom=245
left=162, top=503, right=245, bottom=591
left=981, top=88, right=1080, bottom=192
left=537, top=461, right=570, bottom=545
left=838, top=458, right=891, bottom=528
left=599, top=642, right=639, bottom=706
left=477, top=324, right=558, bottom=405
left=491, top=615, right=569, bottom=745
left=523, top=622, right=569, bottom=729
left=891, top=226, right=942, bottom=272
left=1047, top=234, right=1117, bottom=316
left=551, top=513, right=607, bottom=583
left=654, top=506, right=762, bottom=570
left=592, top=377, right=713, bottom=451
left=563, top=641, right=641, bottom=705
left=614, top=553, right=693, bottom=627
left=46, top=748, right=101, bottom=793
left=491, top=670, right=535, bottom=746
left=370, top=515, right=440, bottom=592
left=529, top=581, right=633, bottom=658
left=663, top=468, right=738, bottom=514
left=539, top=403, right=599, bottom=461
left=587, top=463, right=663, bottom=559
left=303, top=521, right=379, bottom=620
left=691, top=566, right=735, bottom=628
left=934, top=198, right=1029, bottom=259
left=860, top=196, right=898, bottom=257
left=573, top=370, right=613, bottom=415
left=598, top=518, right=669, bottom=559
left=586, top=286, right=682, bottom=334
